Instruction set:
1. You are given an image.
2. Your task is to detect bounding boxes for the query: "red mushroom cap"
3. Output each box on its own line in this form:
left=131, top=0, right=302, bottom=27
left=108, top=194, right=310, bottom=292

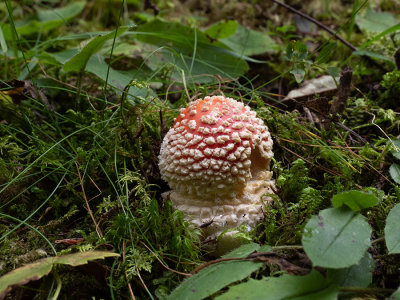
left=159, top=96, right=273, bottom=199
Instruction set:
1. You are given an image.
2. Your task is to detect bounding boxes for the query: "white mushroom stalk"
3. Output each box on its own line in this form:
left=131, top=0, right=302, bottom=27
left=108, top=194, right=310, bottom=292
left=159, top=96, right=275, bottom=254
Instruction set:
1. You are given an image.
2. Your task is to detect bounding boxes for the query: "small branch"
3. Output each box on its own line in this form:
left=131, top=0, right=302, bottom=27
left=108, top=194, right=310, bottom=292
left=329, top=66, right=353, bottom=115
left=75, top=162, right=103, bottom=238
left=341, top=287, right=395, bottom=295
left=271, top=245, right=304, bottom=250
left=371, top=237, right=385, bottom=245
left=140, top=241, right=191, bottom=277
left=271, top=0, right=357, bottom=51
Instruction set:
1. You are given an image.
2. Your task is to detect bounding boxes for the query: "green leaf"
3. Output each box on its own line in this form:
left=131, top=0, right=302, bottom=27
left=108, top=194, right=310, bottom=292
left=389, top=287, right=400, bottom=300
left=302, top=207, right=371, bottom=269
left=331, top=190, right=379, bottom=211
left=135, top=19, right=249, bottom=82
left=0, top=1, right=86, bottom=39
left=327, top=66, right=340, bottom=78
left=359, top=23, right=400, bottom=51
left=286, top=41, right=308, bottom=61
left=327, top=251, right=374, bottom=288
left=216, top=270, right=339, bottom=300
left=64, top=27, right=128, bottom=72
left=0, top=251, right=119, bottom=299
left=221, top=25, right=279, bottom=56
left=316, top=43, right=337, bottom=64
left=385, top=203, right=400, bottom=254
left=222, top=243, right=260, bottom=259
left=389, top=163, right=400, bottom=184
left=290, top=68, right=306, bottom=83
left=205, top=20, right=238, bottom=40
left=356, top=9, right=399, bottom=33
left=167, top=243, right=262, bottom=300
left=47, top=50, right=155, bottom=99
left=353, top=50, right=394, bottom=66
left=53, top=251, right=119, bottom=266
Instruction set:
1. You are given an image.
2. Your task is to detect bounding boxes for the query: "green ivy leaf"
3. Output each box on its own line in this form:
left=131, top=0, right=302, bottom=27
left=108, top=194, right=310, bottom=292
left=205, top=20, right=238, bottom=40
left=327, top=251, right=374, bottom=288
left=64, top=27, right=128, bottom=72
left=135, top=19, right=249, bottom=82
left=389, top=163, right=400, bottom=184
left=331, top=190, right=379, bottom=211
left=216, top=270, right=339, bottom=300
left=356, top=9, right=398, bottom=33
left=302, top=207, right=371, bottom=269
left=385, top=203, right=400, bottom=254
left=221, top=25, right=279, bottom=56
left=167, top=243, right=262, bottom=300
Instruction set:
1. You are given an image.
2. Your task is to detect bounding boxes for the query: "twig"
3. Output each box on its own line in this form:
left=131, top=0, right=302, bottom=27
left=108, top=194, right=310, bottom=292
left=334, top=122, right=369, bottom=146
left=330, top=66, right=353, bottom=115
left=140, top=241, right=191, bottom=277
left=340, top=287, right=395, bottom=295
left=135, top=266, right=152, bottom=299
left=277, top=141, right=343, bottom=176
left=75, top=162, right=103, bottom=238
left=190, top=257, right=246, bottom=274
left=271, top=0, right=357, bottom=51
left=371, top=237, right=385, bottom=245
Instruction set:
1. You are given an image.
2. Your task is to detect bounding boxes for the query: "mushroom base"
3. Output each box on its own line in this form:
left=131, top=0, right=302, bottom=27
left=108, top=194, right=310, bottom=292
left=162, top=171, right=275, bottom=255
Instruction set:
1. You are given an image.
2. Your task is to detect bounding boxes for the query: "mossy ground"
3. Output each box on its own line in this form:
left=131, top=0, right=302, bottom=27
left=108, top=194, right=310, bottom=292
left=1, top=0, right=400, bottom=298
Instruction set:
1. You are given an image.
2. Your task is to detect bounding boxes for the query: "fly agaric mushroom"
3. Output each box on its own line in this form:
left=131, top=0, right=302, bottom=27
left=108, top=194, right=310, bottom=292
left=159, top=96, right=274, bottom=254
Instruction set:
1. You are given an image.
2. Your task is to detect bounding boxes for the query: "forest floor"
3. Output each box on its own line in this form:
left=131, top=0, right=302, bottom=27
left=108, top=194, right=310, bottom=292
left=1, top=0, right=400, bottom=299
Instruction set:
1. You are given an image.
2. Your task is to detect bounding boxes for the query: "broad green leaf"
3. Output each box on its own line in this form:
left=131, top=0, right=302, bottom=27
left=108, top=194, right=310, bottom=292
left=331, top=190, right=379, bottom=211
left=359, top=23, right=400, bottom=51
left=327, top=66, right=340, bottom=78
left=385, top=203, right=400, bottom=254
left=167, top=243, right=262, bottom=300
left=302, top=207, right=371, bottom=269
left=389, top=287, right=400, bottom=300
left=37, top=1, right=86, bottom=22
left=389, top=163, right=400, bottom=184
left=222, top=243, right=260, bottom=259
left=0, top=260, right=53, bottom=300
left=135, top=19, right=249, bottom=82
left=49, top=49, right=155, bottom=100
left=356, top=9, right=399, bottom=33
left=391, top=140, right=400, bottom=160
left=64, top=27, right=128, bottom=72
left=216, top=270, right=339, bottom=300
left=222, top=25, right=279, bottom=56
left=316, top=43, right=337, bottom=64
left=53, top=251, right=119, bottom=266
left=0, top=251, right=119, bottom=299
left=205, top=20, right=238, bottom=40
left=0, top=1, right=86, bottom=39
left=327, top=251, right=374, bottom=288
left=353, top=50, right=394, bottom=66
left=290, top=68, right=306, bottom=83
